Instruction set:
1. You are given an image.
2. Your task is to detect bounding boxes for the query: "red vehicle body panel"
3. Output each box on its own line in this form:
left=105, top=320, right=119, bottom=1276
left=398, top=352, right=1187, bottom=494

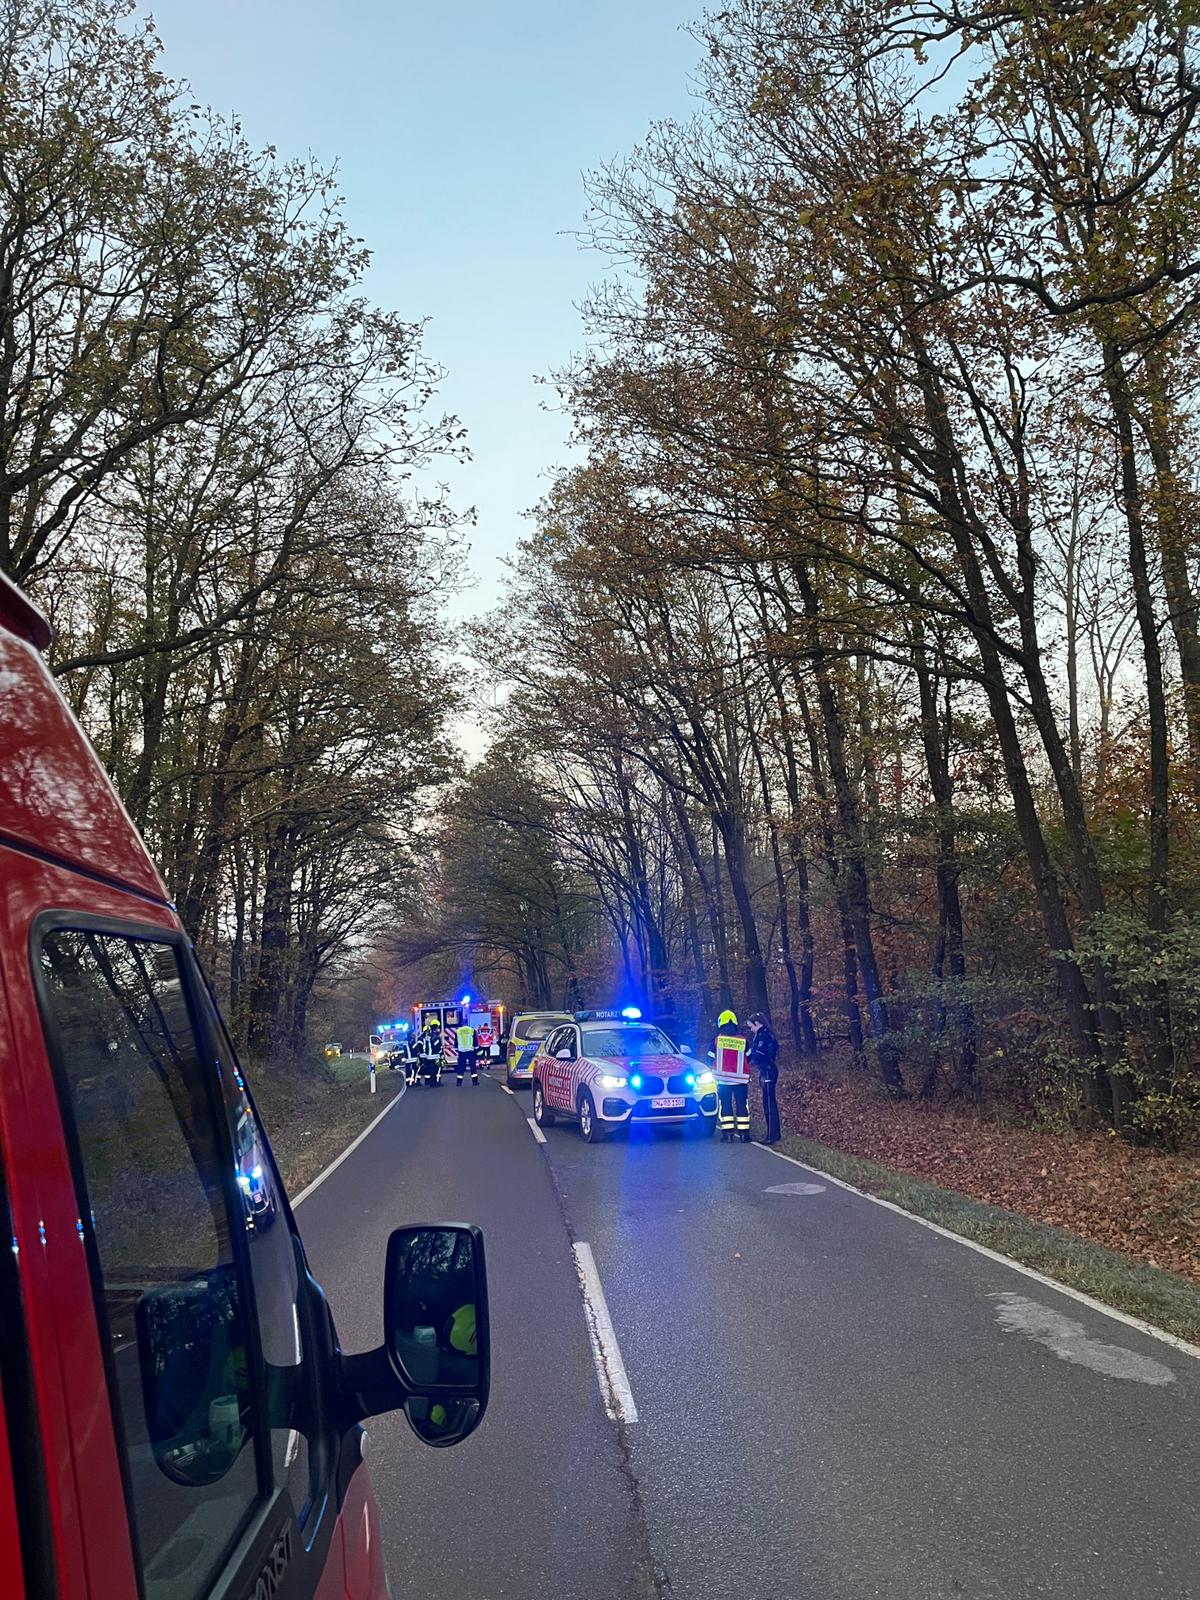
left=0, top=1379, right=24, bottom=1600
left=0, top=629, right=166, bottom=903
left=0, top=598, right=389, bottom=1598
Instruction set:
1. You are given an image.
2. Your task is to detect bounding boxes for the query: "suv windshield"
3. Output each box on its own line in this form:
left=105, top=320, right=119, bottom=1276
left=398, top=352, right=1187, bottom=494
left=582, top=1025, right=676, bottom=1060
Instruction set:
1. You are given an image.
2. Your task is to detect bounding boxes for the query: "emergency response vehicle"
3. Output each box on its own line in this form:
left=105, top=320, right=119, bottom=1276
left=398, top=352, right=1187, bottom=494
left=504, top=1010, right=573, bottom=1088
left=0, top=571, right=493, bottom=1600
left=370, top=1021, right=412, bottom=1071
left=410, top=997, right=505, bottom=1071
left=530, top=1009, right=718, bottom=1141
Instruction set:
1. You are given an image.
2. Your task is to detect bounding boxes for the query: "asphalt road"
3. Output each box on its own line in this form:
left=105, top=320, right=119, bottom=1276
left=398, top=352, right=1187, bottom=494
left=296, top=1074, right=1200, bottom=1600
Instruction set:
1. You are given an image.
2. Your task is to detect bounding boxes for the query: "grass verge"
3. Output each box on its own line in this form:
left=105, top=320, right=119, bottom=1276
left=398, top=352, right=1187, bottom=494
left=252, top=1052, right=405, bottom=1200
left=773, top=1130, right=1200, bottom=1347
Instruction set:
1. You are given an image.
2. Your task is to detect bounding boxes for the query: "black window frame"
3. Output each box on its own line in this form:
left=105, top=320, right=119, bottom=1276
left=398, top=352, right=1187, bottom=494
left=0, top=1149, right=56, bottom=1598
left=186, top=959, right=336, bottom=1541
left=28, top=910, right=283, bottom=1599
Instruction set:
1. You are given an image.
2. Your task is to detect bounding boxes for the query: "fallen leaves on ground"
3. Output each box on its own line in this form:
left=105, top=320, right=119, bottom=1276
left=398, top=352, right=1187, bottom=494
left=777, top=1071, right=1200, bottom=1284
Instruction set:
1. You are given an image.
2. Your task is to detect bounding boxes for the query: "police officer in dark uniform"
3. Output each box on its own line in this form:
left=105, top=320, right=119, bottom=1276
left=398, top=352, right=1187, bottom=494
left=747, top=1012, right=781, bottom=1144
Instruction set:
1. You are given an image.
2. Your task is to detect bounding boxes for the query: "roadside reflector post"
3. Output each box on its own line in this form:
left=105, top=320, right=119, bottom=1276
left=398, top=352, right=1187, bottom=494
left=369, top=1058, right=377, bottom=1095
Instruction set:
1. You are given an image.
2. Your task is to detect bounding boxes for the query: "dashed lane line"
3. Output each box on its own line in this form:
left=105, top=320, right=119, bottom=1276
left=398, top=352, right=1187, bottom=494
left=526, top=1116, right=547, bottom=1145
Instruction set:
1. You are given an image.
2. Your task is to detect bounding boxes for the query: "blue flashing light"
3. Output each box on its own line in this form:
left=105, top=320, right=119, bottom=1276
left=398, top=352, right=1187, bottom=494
left=685, top=1073, right=696, bottom=1088
left=620, top=1006, right=642, bottom=1020
left=630, top=1073, right=643, bottom=1091
left=461, top=992, right=472, bottom=1006
left=399, top=1022, right=410, bottom=1034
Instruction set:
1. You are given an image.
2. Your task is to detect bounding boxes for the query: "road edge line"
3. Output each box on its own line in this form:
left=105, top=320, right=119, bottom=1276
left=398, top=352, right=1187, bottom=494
left=526, top=1116, right=547, bottom=1144
left=757, top=1143, right=1200, bottom=1361
left=292, top=1082, right=407, bottom=1209
left=500, top=1083, right=514, bottom=1096
left=573, top=1242, right=638, bottom=1423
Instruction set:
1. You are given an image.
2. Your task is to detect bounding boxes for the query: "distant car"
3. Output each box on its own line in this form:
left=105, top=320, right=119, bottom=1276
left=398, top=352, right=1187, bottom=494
left=504, top=1010, right=573, bottom=1088
left=530, top=1010, right=718, bottom=1142
left=324, top=1040, right=343, bottom=1058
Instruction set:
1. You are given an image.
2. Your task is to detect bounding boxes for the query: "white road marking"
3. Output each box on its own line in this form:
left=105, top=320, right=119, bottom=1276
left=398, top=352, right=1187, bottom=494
left=757, top=1143, right=1200, bottom=1362
left=573, top=1242, right=638, bottom=1424
left=500, top=1084, right=514, bottom=1096
left=766, top=1181, right=827, bottom=1196
left=526, top=1117, right=546, bottom=1144
left=992, top=1293, right=1175, bottom=1385
left=292, top=1082, right=407, bottom=1209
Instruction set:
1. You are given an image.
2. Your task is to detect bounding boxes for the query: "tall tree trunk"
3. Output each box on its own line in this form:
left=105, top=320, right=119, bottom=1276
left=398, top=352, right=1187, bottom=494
left=794, top=562, right=904, bottom=1092
left=1141, top=346, right=1200, bottom=800
left=910, top=346, right=1113, bottom=1112
left=1106, top=346, right=1174, bottom=1095
left=714, top=805, right=771, bottom=1016
left=912, top=620, right=976, bottom=1093
left=744, top=671, right=803, bottom=1043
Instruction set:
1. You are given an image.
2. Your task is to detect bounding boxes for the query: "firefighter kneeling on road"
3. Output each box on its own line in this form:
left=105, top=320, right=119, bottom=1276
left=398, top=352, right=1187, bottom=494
left=708, top=1009, right=751, bottom=1143
left=455, top=1019, right=478, bottom=1085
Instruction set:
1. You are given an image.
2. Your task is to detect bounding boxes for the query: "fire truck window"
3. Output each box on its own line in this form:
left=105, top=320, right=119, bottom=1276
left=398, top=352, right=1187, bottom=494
left=38, top=930, right=263, bottom=1600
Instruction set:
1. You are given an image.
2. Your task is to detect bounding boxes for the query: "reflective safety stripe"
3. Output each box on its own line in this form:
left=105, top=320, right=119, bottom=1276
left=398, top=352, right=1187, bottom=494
left=456, top=1026, right=475, bottom=1049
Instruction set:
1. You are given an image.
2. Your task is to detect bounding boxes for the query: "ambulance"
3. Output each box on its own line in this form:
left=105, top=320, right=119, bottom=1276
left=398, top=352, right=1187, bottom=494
left=529, top=1009, right=719, bottom=1142
left=410, top=997, right=505, bottom=1069
left=0, top=571, right=492, bottom=1600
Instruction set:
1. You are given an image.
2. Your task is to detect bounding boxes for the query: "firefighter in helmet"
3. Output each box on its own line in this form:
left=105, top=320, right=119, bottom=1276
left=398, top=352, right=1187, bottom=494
left=708, top=1009, right=751, bottom=1142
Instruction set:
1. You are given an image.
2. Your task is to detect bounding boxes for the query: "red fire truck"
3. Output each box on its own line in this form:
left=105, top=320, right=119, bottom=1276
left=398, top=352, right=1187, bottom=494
left=0, top=571, right=492, bottom=1600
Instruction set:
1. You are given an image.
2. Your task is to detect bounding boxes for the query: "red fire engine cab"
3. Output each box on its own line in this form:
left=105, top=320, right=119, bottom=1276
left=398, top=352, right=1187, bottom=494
left=0, top=571, right=491, bottom=1600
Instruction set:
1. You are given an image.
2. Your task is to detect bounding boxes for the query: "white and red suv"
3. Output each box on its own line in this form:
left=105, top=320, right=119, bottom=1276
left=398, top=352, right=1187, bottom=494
left=530, top=1010, right=718, bottom=1143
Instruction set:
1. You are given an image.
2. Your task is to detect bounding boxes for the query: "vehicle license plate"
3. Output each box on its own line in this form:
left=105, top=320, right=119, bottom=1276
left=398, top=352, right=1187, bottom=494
left=653, top=1096, right=685, bottom=1109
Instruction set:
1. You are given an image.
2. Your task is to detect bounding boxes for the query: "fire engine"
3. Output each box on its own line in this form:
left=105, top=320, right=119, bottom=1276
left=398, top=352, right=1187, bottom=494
left=0, top=569, right=492, bottom=1600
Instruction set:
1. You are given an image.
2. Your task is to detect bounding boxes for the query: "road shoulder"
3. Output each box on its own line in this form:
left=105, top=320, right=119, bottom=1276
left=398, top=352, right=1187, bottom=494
left=768, top=1131, right=1200, bottom=1346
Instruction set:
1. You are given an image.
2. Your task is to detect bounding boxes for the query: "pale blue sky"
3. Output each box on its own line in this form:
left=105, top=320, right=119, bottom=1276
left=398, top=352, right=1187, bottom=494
left=147, top=1, right=701, bottom=625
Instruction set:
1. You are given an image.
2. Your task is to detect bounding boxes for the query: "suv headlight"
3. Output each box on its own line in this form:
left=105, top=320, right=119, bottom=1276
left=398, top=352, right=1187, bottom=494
left=599, top=1073, right=628, bottom=1090
left=697, top=1069, right=716, bottom=1087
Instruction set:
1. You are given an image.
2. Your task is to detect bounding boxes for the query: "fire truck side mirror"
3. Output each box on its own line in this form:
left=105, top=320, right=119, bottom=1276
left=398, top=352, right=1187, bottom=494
left=337, top=1224, right=490, bottom=1449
